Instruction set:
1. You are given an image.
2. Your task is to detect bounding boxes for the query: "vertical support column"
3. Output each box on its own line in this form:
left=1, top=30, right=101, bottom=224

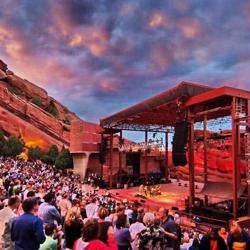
left=232, top=97, right=238, bottom=219
left=203, top=114, right=208, bottom=206
left=145, top=131, right=148, bottom=180
left=118, top=131, right=123, bottom=185
left=100, top=133, right=104, bottom=177
left=247, top=100, right=250, bottom=216
left=188, top=109, right=195, bottom=211
left=109, top=132, right=114, bottom=189
left=165, top=132, right=169, bottom=180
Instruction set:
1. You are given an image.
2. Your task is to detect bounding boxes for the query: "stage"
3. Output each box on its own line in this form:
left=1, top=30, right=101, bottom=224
left=109, top=179, right=203, bottom=211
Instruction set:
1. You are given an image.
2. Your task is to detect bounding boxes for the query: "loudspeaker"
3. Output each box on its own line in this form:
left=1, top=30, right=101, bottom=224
left=172, top=121, right=188, bottom=166
left=99, top=137, right=108, bottom=164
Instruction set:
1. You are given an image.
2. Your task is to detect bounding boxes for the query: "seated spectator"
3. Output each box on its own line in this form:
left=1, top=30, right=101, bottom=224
left=39, top=223, right=57, bottom=250
left=11, top=197, right=46, bottom=250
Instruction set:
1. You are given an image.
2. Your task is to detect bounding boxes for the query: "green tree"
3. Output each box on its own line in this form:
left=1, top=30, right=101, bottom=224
left=55, top=148, right=73, bottom=170
left=41, top=144, right=59, bottom=165
left=28, top=146, right=42, bottom=160
left=3, top=135, right=24, bottom=157
left=7, top=84, right=22, bottom=96
left=0, top=130, right=6, bottom=156
left=31, top=96, right=43, bottom=108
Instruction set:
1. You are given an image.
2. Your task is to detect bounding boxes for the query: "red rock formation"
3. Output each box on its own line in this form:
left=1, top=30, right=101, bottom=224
left=0, top=59, right=93, bottom=152
left=172, top=135, right=247, bottom=183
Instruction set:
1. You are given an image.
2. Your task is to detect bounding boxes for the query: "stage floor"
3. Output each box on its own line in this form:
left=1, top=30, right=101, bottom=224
left=109, top=179, right=203, bottom=211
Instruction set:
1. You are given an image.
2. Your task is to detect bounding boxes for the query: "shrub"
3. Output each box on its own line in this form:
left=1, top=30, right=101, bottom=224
left=55, top=148, right=73, bottom=170
left=28, top=146, right=42, bottom=160
left=31, top=96, right=43, bottom=108
left=47, top=104, right=59, bottom=118
left=41, top=144, right=59, bottom=165
left=7, top=84, right=22, bottom=96
left=3, top=135, right=24, bottom=157
left=0, top=130, right=6, bottom=155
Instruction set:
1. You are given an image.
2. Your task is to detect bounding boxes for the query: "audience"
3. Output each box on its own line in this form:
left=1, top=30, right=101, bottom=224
left=1, top=157, right=250, bottom=250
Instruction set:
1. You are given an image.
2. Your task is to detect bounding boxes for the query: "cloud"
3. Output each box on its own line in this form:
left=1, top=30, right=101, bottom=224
left=0, top=0, right=249, bottom=123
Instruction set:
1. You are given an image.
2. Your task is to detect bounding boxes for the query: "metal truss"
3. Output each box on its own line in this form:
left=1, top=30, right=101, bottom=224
left=101, top=121, right=174, bottom=133
left=194, top=116, right=232, bottom=131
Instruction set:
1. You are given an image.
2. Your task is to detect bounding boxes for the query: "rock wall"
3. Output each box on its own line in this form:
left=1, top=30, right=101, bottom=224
left=171, top=138, right=247, bottom=183
left=0, top=59, right=85, bottom=151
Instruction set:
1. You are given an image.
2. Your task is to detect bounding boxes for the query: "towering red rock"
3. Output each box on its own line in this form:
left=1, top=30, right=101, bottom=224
left=0, top=59, right=89, bottom=151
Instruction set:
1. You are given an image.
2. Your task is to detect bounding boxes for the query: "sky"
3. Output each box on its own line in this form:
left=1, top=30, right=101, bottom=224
left=0, top=0, right=250, bottom=125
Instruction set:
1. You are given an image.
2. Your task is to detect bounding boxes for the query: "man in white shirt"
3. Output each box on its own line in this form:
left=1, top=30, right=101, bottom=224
left=129, top=214, right=146, bottom=241
left=85, top=198, right=98, bottom=218
left=0, top=196, right=21, bottom=250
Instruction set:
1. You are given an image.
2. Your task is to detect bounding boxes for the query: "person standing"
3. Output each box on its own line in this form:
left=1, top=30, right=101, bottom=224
left=85, top=197, right=99, bottom=219
left=0, top=196, right=21, bottom=250
left=64, top=209, right=83, bottom=249
left=11, top=197, right=46, bottom=250
left=39, top=223, right=57, bottom=250
left=158, top=208, right=177, bottom=250
left=38, top=192, right=61, bottom=225
left=227, top=221, right=250, bottom=250
left=199, top=227, right=227, bottom=250
left=58, top=192, right=72, bottom=224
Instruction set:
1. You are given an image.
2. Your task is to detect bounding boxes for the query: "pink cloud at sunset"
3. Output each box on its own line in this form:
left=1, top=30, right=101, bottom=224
left=0, top=0, right=249, bottom=122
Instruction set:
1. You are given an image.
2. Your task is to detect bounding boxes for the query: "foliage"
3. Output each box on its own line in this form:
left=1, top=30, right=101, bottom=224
left=28, top=146, right=42, bottom=160
left=31, top=96, right=43, bottom=108
left=41, top=144, right=59, bottom=165
left=3, top=135, right=24, bottom=157
left=7, top=84, right=22, bottom=96
left=47, top=104, right=59, bottom=118
left=0, top=130, right=6, bottom=154
left=55, top=148, right=73, bottom=170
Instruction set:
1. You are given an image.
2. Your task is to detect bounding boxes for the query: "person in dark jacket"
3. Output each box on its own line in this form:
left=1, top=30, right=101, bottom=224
left=11, top=197, right=46, bottom=250
left=199, top=227, right=227, bottom=250
left=227, top=221, right=250, bottom=250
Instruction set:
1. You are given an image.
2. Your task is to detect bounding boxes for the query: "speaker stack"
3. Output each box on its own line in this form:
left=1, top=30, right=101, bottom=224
left=172, top=121, right=189, bottom=166
left=99, top=137, right=108, bottom=164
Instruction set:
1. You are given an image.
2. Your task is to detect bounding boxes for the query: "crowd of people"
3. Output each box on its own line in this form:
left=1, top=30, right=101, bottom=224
left=0, top=157, right=250, bottom=250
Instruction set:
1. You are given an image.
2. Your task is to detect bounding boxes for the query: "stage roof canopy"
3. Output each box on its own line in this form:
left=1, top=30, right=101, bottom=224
left=100, top=81, right=250, bottom=132
left=100, top=81, right=212, bottom=132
